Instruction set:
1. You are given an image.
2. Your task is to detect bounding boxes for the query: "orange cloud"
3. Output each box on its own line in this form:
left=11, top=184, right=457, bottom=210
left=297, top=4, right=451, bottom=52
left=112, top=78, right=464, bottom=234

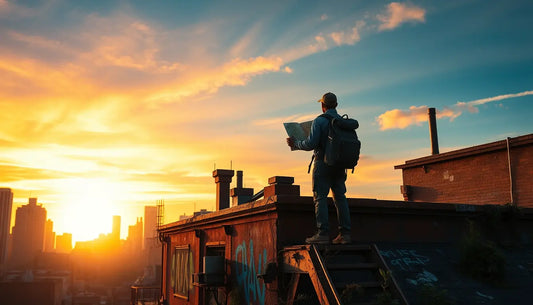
left=377, top=2, right=426, bottom=31
left=377, top=90, right=533, bottom=130
left=146, top=56, right=288, bottom=104
left=377, top=104, right=476, bottom=130
left=330, top=21, right=364, bottom=46
left=377, top=105, right=429, bottom=130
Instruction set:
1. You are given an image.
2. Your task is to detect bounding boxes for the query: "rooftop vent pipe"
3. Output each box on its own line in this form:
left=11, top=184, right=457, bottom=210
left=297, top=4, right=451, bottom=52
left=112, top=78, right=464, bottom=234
left=236, top=170, right=243, bottom=188
left=231, top=170, right=254, bottom=206
left=428, top=107, right=439, bottom=155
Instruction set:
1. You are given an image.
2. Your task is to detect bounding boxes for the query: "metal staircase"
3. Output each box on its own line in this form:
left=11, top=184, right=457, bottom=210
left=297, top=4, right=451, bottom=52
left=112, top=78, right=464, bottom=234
left=281, top=244, right=409, bottom=305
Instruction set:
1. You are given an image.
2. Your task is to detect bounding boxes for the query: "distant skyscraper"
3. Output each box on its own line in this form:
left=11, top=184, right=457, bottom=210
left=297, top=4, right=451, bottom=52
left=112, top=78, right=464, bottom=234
left=112, top=215, right=121, bottom=241
left=0, top=188, right=13, bottom=266
left=44, top=219, right=55, bottom=252
left=144, top=205, right=162, bottom=268
left=127, top=217, right=143, bottom=253
left=10, top=198, right=47, bottom=268
left=144, top=206, right=157, bottom=250
left=56, top=233, right=72, bottom=253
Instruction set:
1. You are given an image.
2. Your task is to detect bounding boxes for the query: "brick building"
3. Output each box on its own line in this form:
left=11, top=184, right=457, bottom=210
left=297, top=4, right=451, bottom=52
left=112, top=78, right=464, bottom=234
left=395, top=133, right=533, bottom=207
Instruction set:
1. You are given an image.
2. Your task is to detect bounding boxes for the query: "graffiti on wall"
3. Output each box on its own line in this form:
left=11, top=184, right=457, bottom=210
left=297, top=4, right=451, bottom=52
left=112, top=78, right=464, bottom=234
left=235, top=239, right=267, bottom=305
left=380, top=249, right=430, bottom=271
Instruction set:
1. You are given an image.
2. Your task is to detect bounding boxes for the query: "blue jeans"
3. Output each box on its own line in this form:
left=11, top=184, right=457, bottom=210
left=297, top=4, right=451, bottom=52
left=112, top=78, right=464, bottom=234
left=312, top=160, right=351, bottom=236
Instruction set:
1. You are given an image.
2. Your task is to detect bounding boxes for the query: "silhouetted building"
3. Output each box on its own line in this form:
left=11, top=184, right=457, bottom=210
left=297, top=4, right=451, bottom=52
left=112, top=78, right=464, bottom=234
left=179, top=213, right=191, bottom=221
left=44, top=219, right=55, bottom=252
left=9, top=198, right=47, bottom=268
left=193, top=208, right=212, bottom=217
left=55, top=233, right=72, bottom=253
left=0, top=188, right=13, bottom=268
left=126, top=217, right=143, bottom=254
left=112, top=215, right=121, bottom=242
left=0, top=278, right=63, bottom=305
left=144, top=206, right=157, bottom=250
left=141, top=205, right=162, bottom=288
left=1, top=269, right=71, bottom=305
left=395, top=134, right=533, bottom=206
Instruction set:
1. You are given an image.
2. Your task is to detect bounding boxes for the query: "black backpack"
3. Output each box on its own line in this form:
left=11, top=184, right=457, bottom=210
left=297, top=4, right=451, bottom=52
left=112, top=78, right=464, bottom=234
left=320, top=113, right=361, bottom=173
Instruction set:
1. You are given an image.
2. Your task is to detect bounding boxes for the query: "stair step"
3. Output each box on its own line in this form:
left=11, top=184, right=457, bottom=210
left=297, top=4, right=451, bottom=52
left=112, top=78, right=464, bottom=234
left=316, top=244, right=372, bottom=252
left=336, top=281, right=381, bottom=290
left=327, top=262, right=378, bottom=270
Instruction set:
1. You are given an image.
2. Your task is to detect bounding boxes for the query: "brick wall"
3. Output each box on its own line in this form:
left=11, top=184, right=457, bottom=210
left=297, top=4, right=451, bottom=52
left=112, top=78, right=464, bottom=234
left=396, top=134, right=533, bottom=207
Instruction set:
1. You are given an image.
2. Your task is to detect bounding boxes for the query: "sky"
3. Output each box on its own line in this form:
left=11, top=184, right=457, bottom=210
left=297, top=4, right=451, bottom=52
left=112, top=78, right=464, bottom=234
left=1, top=0, right=532, bottom=242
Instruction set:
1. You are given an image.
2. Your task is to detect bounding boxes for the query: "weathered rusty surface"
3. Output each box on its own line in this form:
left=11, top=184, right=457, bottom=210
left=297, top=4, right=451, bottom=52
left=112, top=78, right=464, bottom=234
left=281, top=245, right=339, bottom=305
left=158, top=173, right=533, bottom=305
left=160, top=204, right=279, bottom=305
left=281, top=245, right=315, bottom=274
left=285, top=273, right=300, bottom=305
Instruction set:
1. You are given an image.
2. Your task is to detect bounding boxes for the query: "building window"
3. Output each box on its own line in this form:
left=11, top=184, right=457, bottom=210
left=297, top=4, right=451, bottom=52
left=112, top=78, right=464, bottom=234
left=171, top=245, right=193, bottom=299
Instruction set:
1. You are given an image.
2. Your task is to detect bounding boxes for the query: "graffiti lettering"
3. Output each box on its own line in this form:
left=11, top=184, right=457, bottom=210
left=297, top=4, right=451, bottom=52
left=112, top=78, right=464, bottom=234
left=406, top=269, right=438, bottom=286
left=235, top=240, right=267, bottom=305
left=380, top=249, right=430, bottom=271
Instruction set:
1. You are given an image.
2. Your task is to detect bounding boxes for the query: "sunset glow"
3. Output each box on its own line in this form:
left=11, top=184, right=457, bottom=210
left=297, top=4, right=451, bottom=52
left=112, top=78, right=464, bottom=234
left=1, top=0, right=531, bottom=243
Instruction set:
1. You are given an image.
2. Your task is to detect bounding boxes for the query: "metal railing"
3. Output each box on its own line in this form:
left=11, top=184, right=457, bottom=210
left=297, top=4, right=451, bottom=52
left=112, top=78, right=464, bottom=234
left=130, top=285, right=160, bottom=305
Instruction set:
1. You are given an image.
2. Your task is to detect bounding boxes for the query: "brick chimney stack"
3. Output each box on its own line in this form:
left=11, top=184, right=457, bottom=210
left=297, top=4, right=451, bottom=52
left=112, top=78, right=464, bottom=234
left=213, top=169, right=234, bottom=211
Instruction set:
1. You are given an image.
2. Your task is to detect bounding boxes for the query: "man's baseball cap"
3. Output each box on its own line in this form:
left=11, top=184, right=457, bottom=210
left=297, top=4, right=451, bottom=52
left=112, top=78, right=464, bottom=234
left=318, top=92, right=337, bottom=107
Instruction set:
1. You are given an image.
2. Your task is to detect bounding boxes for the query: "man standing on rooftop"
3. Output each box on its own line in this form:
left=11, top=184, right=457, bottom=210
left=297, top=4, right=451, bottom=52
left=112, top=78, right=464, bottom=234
left=287, top=92, right=352, bottom=245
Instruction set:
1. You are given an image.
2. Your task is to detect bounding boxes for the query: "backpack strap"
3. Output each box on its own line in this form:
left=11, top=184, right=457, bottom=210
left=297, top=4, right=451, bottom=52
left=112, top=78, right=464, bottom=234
left=307, top=114, right=334, bottom=174
left=319, top=113, right=334, bottom=122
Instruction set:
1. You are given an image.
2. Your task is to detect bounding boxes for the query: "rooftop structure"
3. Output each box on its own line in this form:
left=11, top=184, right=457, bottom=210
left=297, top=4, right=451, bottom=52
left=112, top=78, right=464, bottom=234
left=155, top=168, right=533, bottom=305
left=395, top=133, right=533, bottom=206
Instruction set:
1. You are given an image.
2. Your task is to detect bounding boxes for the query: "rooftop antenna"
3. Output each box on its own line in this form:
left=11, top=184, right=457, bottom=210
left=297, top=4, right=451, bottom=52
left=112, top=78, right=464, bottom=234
left=156, top=199, right=165, bottom=229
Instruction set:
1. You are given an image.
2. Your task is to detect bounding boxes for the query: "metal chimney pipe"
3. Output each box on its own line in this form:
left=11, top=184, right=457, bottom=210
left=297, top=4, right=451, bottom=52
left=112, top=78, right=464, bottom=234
left=236, top=170, right=243, bottom=189
left=428, top=107, right=439, bottom=155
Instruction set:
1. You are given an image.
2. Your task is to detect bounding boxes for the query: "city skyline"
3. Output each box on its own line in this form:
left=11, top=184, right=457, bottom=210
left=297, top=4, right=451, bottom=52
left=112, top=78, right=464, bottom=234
left=1, top=1, right=532, bottom=241
left=7, top=196, right=157, bottom=244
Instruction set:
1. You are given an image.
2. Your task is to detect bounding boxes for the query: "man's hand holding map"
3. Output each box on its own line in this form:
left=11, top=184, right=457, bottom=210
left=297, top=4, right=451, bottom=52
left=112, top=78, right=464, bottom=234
left=283, top=120, right=312, bottom=151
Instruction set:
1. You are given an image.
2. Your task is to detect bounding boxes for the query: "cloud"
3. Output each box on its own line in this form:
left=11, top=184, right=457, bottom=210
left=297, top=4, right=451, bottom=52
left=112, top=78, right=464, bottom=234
left=0, top=16, right=291, bottom=111
left=377, top=105, right=429, bottom=130
left=462, top=90, right=533, bottom=106
left=377, top=2, right=425, bottom=31
left=377, top=90, right=533, bottom=130
left=0, top=164, right=69, bottom=182
left=146, top=56, right=289, bottom=104
left=280, top=21, right=365, bottom=62
left=330, top=21, right=364, bottom=46
left=8, top=31, right=69, bottom=54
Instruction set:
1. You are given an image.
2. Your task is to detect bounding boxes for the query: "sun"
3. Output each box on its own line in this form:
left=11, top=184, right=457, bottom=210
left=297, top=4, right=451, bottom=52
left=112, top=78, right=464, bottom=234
left=53, top=177, right=129, bottom=243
